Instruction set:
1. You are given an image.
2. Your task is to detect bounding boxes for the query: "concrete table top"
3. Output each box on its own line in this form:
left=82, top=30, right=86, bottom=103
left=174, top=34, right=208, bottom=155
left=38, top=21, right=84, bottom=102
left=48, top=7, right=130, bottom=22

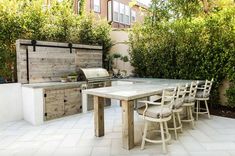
left=83, top=78, right=197, bottom=101
left=22, top=81, right=86, bottom=89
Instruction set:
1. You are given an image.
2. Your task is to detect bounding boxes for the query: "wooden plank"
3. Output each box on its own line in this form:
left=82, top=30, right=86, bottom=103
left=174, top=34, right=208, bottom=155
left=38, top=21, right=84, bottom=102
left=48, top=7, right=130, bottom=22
left=64, top=88, right=82, bottom=116
left=16, top=40, right=103, bottom=83
left=28, top=51, right=76, bottom=83
left=44, top=89, right=65, bottom=120
left=94, top=96, right=104, bottom=137
left=121, top=100, right=135, bottom=150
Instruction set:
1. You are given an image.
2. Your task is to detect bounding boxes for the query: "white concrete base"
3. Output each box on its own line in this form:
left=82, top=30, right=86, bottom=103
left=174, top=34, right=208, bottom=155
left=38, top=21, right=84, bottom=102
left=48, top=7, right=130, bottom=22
left=0, top=83, right=23, bottom=123
left=22, top=87, right=44, bottom=125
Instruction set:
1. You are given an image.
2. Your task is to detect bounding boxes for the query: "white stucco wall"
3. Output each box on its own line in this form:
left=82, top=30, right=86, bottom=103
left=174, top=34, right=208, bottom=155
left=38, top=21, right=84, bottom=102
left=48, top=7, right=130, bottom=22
left=110, top=30, right=134, bottom=76
left=0, top=83, right=23, bottom=123
left=22, top=87, right=44, bottom=125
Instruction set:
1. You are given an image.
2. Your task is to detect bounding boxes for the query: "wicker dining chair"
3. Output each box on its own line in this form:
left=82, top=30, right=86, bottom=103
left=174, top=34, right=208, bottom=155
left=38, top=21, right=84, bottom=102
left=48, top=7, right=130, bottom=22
left=195, top=78, right=213, bottom=120
left=168, top=84, right=187, bottom=140
left=181, top=81, right=198, bottom=129
left=137, top=88, right=177, bottom=154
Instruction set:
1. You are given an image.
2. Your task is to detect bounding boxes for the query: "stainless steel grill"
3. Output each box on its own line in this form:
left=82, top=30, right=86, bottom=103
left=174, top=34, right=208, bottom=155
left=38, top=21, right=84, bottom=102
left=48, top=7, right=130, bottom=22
left=78, top=68, right=111, bottom=111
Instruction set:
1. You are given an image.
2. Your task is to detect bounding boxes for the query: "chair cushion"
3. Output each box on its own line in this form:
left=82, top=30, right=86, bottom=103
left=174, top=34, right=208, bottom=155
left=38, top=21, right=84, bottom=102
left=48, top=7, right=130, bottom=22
left=196, top=91, right=209, bottom=98
left=137, top=105, right=172, bottom=118
left=184, top=96, right=195, bottom=103
left=173, top=99, right=184, bottom=109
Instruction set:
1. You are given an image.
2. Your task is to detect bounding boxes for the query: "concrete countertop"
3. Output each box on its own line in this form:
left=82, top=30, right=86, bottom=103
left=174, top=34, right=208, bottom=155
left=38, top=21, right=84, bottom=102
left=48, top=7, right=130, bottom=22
left=22, top=81, right=87, bottom=89
left=83, top=78, right=199, bottom=101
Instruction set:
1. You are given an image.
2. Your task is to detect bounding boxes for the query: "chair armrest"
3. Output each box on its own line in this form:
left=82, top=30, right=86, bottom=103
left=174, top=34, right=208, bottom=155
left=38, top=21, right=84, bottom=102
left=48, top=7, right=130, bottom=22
left=138, top=100, right=162, bottom=106
left=197, top=87, right=204, bottom=89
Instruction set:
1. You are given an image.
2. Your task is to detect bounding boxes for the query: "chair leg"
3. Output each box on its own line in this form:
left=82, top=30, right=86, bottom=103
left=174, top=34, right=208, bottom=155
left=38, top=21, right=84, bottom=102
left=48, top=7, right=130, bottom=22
left=141, top=121, right=148, bottom=150
left=172, top=112, right=178, bottom=140
left=205, top=100, right=211, bottom=119
left=187, top=107, right=190, bottom=120
left=196, top=101, right=199, bottom=121
left=189, top=106, right=195, bottom=129
left=160, top=122, right=167, bottom=154
left=177, top=112, right=183, bottom=133
left=164, top=121, right=170, bottom=144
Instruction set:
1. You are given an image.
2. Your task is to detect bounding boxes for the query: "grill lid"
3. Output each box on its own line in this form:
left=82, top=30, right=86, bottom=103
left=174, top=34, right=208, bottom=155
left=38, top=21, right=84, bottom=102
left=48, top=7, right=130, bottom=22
left=78, top=68, right=110, bottom=81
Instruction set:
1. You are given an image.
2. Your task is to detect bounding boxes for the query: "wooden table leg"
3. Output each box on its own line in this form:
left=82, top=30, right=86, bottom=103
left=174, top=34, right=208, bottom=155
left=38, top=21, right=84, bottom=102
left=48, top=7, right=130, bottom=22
left=121, top=100, right=134, bottom=150
left=94, top=96, right=104, bottom=137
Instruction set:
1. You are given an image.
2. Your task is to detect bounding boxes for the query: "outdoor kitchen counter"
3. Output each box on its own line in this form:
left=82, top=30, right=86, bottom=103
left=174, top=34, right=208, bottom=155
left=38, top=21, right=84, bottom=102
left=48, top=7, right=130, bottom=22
left=22, top=81, right=87, bottom=89
left=83, top=78, right=200, bottom=150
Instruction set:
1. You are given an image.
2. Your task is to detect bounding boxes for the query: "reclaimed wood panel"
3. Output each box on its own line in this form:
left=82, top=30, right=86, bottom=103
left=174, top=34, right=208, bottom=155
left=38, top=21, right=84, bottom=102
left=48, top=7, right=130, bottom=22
left=94, top=96, right=105, bottom=137
left=121, top=100, right=134, bottom=150
left=16, top=39, right=103, bottom=83
left=28, top=51, right=76, bottom=83
left=75, top=49, right=103, bottom=68
left=44, top=87, right=82, bottom=121
left=44, top=89, right=65, bottom=121
left=64, top=88, right=82, bottom=116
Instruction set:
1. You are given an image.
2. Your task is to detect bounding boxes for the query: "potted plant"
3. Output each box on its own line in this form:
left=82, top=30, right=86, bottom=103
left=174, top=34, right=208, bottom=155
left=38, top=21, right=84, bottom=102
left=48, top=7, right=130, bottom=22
left=60, top=75, right=68, bottom=83
left=68, top=72, right=78, bottom=82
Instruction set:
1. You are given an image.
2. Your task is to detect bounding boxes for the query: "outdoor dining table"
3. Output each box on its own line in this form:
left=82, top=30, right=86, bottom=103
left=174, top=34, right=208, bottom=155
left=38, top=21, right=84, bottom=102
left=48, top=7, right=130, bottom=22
left=82, top=79, right=194, bottom=150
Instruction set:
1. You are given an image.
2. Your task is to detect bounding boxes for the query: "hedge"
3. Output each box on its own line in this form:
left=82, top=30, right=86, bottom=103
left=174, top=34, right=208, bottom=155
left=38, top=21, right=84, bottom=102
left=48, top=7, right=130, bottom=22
left=130, top=3, right=235, bottom=106
left=0, top=0, right=112, bottom=81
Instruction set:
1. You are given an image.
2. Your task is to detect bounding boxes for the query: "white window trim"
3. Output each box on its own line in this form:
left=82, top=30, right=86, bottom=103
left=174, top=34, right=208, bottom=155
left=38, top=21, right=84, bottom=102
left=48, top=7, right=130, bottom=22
left=93, top=0, right=101, bottom=13
left=119, top=3, right=125, bottom=24
left=113, top=1, right=119, bottom=22
left=112, top=1, right=132, bottom=26
left=131, top=10, right=136, bottom=22
left=124, top=5, right=130, bottom=25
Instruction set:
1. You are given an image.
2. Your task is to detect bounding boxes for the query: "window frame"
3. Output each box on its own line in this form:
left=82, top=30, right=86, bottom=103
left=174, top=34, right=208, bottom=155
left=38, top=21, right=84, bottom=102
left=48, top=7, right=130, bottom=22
left=93, top=0, right=101, bottom=13
left=131, top=10, right=136, bottom=22
left=113, top=1, right=119, bottom=22
left=124, top=5, right=130, bottom=25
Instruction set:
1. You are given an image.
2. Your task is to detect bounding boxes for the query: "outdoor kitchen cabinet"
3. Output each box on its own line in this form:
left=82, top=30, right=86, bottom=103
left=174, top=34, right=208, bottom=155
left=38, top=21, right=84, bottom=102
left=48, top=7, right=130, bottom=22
left=44, top=87, right=82, bottom=121
left=22, top=82, right=84, bottom=125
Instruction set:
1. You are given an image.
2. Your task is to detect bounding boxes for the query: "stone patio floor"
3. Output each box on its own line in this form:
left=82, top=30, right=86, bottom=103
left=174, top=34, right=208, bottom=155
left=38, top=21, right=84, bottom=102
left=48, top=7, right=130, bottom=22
left=1, top=105, right=235, bottom=156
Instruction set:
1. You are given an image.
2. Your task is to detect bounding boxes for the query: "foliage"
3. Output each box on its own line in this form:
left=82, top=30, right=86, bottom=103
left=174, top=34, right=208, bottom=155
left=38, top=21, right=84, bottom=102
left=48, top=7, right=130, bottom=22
left=79, top=0, right=86, bottom=15
left=130, top=0, right=235, bottom=106
left=0, top=0, right=112, bottom=81
left=121, top=56, right=129, bottom=62
left=226, top=85, right=235, bottom=107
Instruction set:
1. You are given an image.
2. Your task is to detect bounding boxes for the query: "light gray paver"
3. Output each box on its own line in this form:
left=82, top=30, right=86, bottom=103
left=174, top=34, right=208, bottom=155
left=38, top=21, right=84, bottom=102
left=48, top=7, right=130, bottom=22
left=0, top=105, right=235, bottom=156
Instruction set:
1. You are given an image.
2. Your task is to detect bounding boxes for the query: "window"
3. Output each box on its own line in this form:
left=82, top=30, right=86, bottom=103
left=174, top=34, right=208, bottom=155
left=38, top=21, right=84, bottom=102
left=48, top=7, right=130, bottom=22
left=124, top=5, right=130, bottom=24
left=113, top=1, right=119, bottom=22
left=108, top=1, right=112, bottom=21
left=93, top=0, right=100, bottom=12
left=119, top=3, right=125, bottom=23
left=131, top=10, right=136, bottom=22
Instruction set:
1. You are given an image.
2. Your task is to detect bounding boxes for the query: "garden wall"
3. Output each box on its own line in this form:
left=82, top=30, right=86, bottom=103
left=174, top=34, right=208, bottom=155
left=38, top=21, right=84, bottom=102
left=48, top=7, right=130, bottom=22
left=16, top=39, right=103, bottom=84
left=110, top=29, right=134, bottom=75
left=0, top=83, right=23, bottom=123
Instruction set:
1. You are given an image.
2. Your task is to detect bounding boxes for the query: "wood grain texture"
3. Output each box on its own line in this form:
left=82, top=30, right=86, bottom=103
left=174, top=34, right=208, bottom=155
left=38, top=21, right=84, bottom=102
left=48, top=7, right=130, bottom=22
left=44, top=87, right=82, bottom=121
left=94, top=96, right=105, bottom=137
left=16, top=40, right=103, bottom=83
left=121, top=100, right=135, bottom=150
left=44, top=89, right=65, bottom=120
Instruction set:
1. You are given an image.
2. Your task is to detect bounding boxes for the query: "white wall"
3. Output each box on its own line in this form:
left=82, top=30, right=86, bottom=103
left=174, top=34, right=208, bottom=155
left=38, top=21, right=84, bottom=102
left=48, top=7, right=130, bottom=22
left=110, top=30, right=134, bottom=75
left=0, top=83, right=23, bottom=123
left=22, top=87, right=44, bottom=125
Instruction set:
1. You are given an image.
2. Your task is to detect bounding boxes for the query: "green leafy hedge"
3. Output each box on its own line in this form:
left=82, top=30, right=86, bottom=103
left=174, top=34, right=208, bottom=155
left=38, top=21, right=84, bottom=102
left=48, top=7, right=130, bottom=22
left=0, top=0, right=111, bottom=81
left=130, top=4, right=235, bottom=106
